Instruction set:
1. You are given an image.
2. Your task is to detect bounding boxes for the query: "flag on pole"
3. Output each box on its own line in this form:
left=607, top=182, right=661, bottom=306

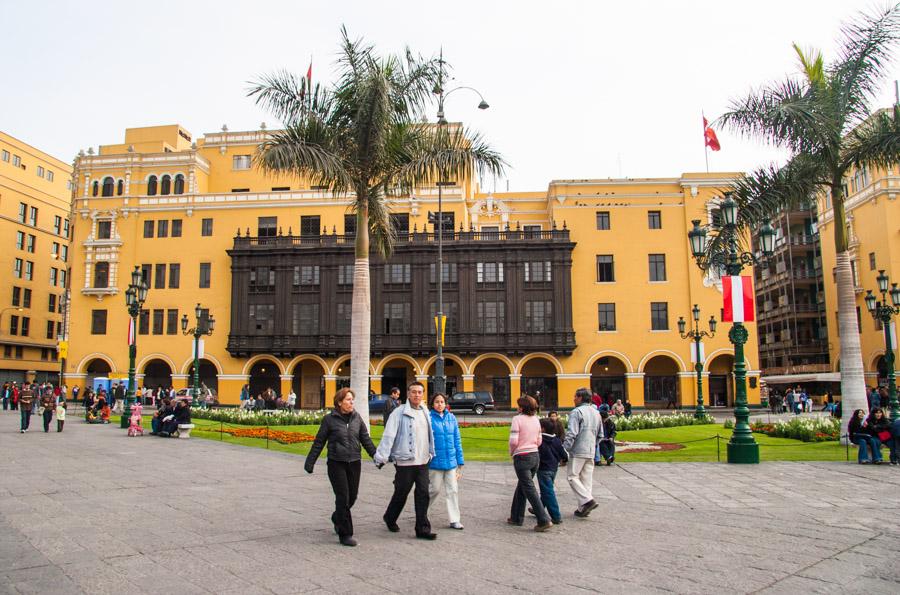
left=127, top=318, right=135, bottom=346
left=703, top=117, right=721, bottom=151
left=722, top=276, right=755, bottom=322
left=306, top=60, right=312, bottom=86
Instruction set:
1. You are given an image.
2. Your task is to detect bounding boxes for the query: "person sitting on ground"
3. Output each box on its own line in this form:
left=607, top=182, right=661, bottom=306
left=848, top=409, right=880, bottom=464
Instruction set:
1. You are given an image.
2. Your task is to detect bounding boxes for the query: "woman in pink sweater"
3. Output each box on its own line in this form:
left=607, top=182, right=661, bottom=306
left=507, top=396, right=553, bottom=531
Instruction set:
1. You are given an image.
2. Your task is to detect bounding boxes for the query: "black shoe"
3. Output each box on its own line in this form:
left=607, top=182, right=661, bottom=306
left=574, top=508, right=588, bottom=518
left=506, top=518, right=523, bottom=526
left=594, top=461, right=602, bottom=466
left=608, top=457, right=615, bottom=465
left=383, top=517, right=400, bottom=533
left=339, top=536, right=358, bottom=547
left=582, top=500, right=599, bottom=515
left=416, top=532, right=437, bottom=540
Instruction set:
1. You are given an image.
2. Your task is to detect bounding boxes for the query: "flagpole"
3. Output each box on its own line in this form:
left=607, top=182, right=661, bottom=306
left=702, top=110, right=709, bottom=173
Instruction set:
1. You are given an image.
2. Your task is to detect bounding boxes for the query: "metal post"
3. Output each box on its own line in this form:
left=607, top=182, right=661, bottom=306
left=694, top=338, right=706, bottom=419
left=434, top=177, right=446, bottom=397
left=884, top=313, right=898, bottom=421
left=192, top=332, right=201, bottom=408
left=122, top=335, right=136, bottom=429
left=727, top=322, right=759, bottom=463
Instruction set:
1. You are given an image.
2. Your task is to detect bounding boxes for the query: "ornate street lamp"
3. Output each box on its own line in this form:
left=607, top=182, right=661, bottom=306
left=430, top=51, right=489, bottom=397
left=182, top=303, right=215, bottom=408
left=122, top=266, right=148, bottom=428
left=678, top=304, right=717, bottom=419
left=688, top=193, right=775, bottom=463
left=865, top=270, right=900, bottom=421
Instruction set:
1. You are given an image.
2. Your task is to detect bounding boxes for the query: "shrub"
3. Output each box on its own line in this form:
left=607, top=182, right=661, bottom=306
left=191, top=408, right=329, bottom=426
left=749, top=416, right=840, bottom=442
left=606, top=412, right=716, bottom=431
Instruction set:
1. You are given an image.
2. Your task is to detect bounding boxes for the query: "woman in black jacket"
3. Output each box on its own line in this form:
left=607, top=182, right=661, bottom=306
left=865, top=407, right=889, bottom=464
left=305, top=388, right=377, bottom=546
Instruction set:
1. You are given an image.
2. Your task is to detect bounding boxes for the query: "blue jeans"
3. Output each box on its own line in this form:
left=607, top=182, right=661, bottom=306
left=598, top=440, right=615, bottom=462
left=852, top=435, right=882, bottom=462
left=537, top=469, right=561, bottom=523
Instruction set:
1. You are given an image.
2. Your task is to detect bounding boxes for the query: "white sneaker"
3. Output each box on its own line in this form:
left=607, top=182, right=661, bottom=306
left=449, top=522, right=464, bottom=530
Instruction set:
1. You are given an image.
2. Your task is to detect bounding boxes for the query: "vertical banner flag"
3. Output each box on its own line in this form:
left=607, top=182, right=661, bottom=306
left=192, top=339, right=205, bottom=360
left=127, top=318, right=135, bottom=346
left=434, top=315, right=447, bottom=346
left=690, top=341, right=706, bottom=364
left=722, top=276, right=755, bottom=322
left=886, top=322, right=897, bottom=350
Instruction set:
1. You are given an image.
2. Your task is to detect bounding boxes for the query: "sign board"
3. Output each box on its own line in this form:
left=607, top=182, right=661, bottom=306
left=192, top=339, right=205, bottom=359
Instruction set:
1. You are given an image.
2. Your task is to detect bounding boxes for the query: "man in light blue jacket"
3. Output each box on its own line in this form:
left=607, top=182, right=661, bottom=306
left=375, top=381, right=437, bottom=540
left=563, top=388, right=602, bottom=518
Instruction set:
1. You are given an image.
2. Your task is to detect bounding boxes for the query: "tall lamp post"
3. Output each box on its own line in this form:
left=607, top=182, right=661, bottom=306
left=181, top=303, right=215, bottom=408
left=122, top=266, right=148, bottom=428
left=864, top=270, right=900, bottom=421
left=688, top=194, right=776, bottom=463
left=429, top=53, right=489, bottom=396
left=678, top=304, right=717, bottom=419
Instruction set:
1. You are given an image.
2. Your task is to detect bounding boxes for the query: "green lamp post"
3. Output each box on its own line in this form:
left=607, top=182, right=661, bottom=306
left=688, top=194, right=776, bottom=463
left=181, top=303, right=215, bottom=408
left=678, top=304, right=717, bottom=419
left=864, top=270, right=900, bottom=421
left=122, top=266, right=148, bottom=428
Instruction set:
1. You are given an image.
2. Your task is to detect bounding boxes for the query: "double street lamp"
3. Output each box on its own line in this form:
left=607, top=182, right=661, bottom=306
left=864, top=270, right=900, bottom=421
left=678, top=304, right=717, bottom=419
left=181, top=303, right=215, bottom=408
left=688, top=194, right=776, bottom=463
left=429, top=55, right=489, bottom=396
left=123, top=266, right=149, bottom=428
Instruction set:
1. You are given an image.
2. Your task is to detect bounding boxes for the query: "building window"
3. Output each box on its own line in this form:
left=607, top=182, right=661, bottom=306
left=97, top=220, right=112, bottom=239
left=12, top=286, right=20, bottom=306
left=48, top=294, right=56, bottom=312
left=14, top=346, right=22, bottom=359
left=525, top=301, right=552, bottom=332
left=869, top=252, right=877, bottom=271
left=429, top=263, right=458, bottom=284
left=14, top=258, right=23, bottom=279
left=140, top=264, right=152, bottom=286
left=231, top=188, right=250, bottom=193
left=648, top=211, right=662, bottom=229
left=160, top=175, right=171, bottom=195
left=201, top=218, right=213, bottom=236
left=2, top=345, right=10, bottom=358
left=53, top=216, right=62, bottom=235
left=12, top=154, right=21, bottom=167
left=596, top=255, right=615, bottom=282
left=117, top=179, right=124, bottom=195
left=384, top=302, right=411, bottom=333
left=9, top=315, right=18, bottom=335
left=173, top=174, right=185, bottom=195
left=93, top=263, right=109, bottom=288
left=250, top=266, right=275, bottom=291
left=46, top=320, right=55, bottom=340
left=336, top=303, right=351, bottom=333
left=596, top=211, right=610, bottom=230
left=169, top=264, right=180, bottom=288
left=292, top=303, right=319, bottom=334
left=338, top=264, right=354, bottom=285
left=258, top=216, right=277, bottom=237
left=47, top=170, right=54, bottom=182
left=272, top=186, right=290, bottom=192
left=157, top=220, right=168, bottom=238
left=51, top=242, right=59, bottom=259
left=24, top=261, right=33, bottom=281
left=139, top=309, right=150, bottom=335
left=143, top=220, right=154, bottom=238
left=91, top=310, right=107, bottom=334
left=18, top=202, right=27, bottom=223
left=383, top=263, right=411, bottom=285
left=598, top=303, right=616, bottom=331
left=428, top=302, right=458, bottom=333
left=477, top=301, right=505, bottom=333
left=22, top=288, right=31, bottom=308
left=151, top=264, right=165, bottom=289
left=147, top=176, right=158, bottom=196
left=102, top=177, right=114, bottom=197
left=199, top=263, right=211, bottom=288
left=249, top=304, right=275, bottom=333
left=20, top=317, right=29, bottom=337
left=166, top=309, right=179, bottom=335
left=651, top=302, right=669, bottom=330
left=29, top=206, right=38, bottom=226
left=344, top=214, right=356, bottom=237
left=63, top=218, right=70, bottom=238
left=390, top=213, right=410, bottom=235
left=152, top=309, right=164, bottom=334
left=300, top=215, right=321, bottom=237
left=36, top=165, right=45, bottom=177
left=1, top=149, right=8, bottom=162
left=293, top=265, right=320, bottom=287
left=16, top=231, right=24, bottom=250
left=25, top=235, right=35, bottom=253
left=476, top=262, right=504, bottom=284
left=649, top=254, right=667, bottom=281
left=61, top=245, right=68, bottom=262
left=92, top=180, right=99, bottom=196
left=233, top=155, right=252, bottom=170
left=433, top=211, right=455, bottom=234
left=524, top=261, right=552, bottom=283
left=522, top=224, right=542, bottom=238
left=171, top=219, right=182, bottom=238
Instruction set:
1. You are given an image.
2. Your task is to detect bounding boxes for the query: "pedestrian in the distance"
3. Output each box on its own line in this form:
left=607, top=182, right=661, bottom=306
left=508, top=395, right=553, bottom=531
left=428, top=392, right=465, bottom=530
left=537, top=417, right=567, bottom=525
left=19, top=388, right=35, bottom=433
left=564, top=388, right=601, bottom=517
left=56, top=401, right=66, bottom=432
left=305, top=388, right=377, bottom=547
left=382, top=386, right=401, bottom=427
left=375, top=381, right=437, bottom=540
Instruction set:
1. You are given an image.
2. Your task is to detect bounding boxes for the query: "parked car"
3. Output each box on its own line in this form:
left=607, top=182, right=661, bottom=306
left=368, top=393, right=389, bottom=414
left=448, top=391, right=495, bottom=415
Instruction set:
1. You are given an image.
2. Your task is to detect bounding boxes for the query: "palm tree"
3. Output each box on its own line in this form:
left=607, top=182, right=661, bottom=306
left=248, top=28, right=505, bottom=424
left=718, top=5, right=900, bottom=439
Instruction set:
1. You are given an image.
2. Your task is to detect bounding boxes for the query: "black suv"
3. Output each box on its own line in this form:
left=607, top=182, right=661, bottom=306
left=448, top=391, right=495, bottom=415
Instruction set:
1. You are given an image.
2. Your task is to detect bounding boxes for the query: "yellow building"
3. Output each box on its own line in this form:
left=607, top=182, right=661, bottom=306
left=0, top=131, right=72, bottom=384
left=66, top=125, right=761, bottom=409
left=818, top=162, right=900, bottom=387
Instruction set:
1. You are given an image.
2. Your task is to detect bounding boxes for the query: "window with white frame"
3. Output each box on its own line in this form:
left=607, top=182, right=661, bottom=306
left=233, top=155, right=252, bottom=170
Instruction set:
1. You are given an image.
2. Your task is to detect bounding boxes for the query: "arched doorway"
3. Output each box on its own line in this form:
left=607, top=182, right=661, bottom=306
left=643, top=355, right=680, bottom=409
left=521, top=357, right=559, bottom=410
left=425, top=358, right=463, bottom=398
left=472, top=356, right=512, bottom=408
left=85, top=358, right=112, bottom=389
left=292, top=360, right=326, bottom=409
left=707, top=354, right=735, bottom=407
left=187, top=359, right=219, bottom=394
left=249, top=359, right=280, bottom=397
left=379, top=356, right=418, bottom=398
left=590, top=356, right=628, bottom=404
left=143, top=359, right=173, bottom=391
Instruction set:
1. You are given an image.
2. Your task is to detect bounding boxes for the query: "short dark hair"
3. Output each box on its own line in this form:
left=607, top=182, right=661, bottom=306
left=574, top=388, right=592, bottom=403
left=407, top=380, right=425, bottom=393
left=517, top=395, right=538, bottom=415
left=333, top=387, right=354, bottom=408
left=390, top=386, right=400, bottom=394
left=539, top=417, right=555, bottom=433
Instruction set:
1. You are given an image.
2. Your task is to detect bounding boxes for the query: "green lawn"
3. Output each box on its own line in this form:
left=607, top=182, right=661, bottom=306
left=177, top=418, right=850, bottom=463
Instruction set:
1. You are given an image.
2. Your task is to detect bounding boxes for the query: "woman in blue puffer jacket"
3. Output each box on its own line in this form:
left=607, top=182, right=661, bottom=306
left=428, top=393, right=465, bottom=530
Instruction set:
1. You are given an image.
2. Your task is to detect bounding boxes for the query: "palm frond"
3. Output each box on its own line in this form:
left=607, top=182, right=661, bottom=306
left=842, top=104, right=900, bottom=170
left=793, top=43, right=825, bottom=86
left=255, top=126, right=352, bottom=194
left=365, top=187, right=394, bottom=258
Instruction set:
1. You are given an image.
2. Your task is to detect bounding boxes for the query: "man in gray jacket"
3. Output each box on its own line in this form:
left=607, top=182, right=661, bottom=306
left=375, top=381, right=437, bottom=540
left=563, top=388, right=602, bottom=517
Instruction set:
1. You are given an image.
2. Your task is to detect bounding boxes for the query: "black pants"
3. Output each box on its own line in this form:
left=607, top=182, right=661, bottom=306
left=327, top=460, right=361, bottom=538
left=384, top=464, right=431, bottom=535
left=43, top=410, right=53, bottom=432
left=510, top=452, right=550, bottom=524
left=57, top=419, right=64, bottom=432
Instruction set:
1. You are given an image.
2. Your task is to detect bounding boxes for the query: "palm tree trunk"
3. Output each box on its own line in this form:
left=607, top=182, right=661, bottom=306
left=831, top=193, right=867, bottom=443
left=351, top=201, right=371, bottom=428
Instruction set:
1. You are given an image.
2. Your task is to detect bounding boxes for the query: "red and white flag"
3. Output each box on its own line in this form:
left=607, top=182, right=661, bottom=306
left=722, top=276, right=755, bottom=322
left=127, top=317, right=135, bottom=346
left=703, top=117, right=721, bottom=151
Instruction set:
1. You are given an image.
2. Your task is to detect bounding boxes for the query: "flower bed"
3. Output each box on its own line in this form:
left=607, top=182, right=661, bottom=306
left=191, top=408, right=329, bottom=426
left=609, top=412, right=716, bottom=431
left=196, top=425, right=316, bottom=444
left=725, top=416, right=840, bottom=442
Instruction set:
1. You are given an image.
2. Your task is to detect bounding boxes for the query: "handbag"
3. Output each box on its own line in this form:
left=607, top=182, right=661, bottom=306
left=877, top=430, right=891, bottom=442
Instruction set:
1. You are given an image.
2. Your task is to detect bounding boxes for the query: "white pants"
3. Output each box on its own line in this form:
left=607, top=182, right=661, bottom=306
left=428, top=468, right=461, bottom=524
left=567, top=457, right=595, bottom=506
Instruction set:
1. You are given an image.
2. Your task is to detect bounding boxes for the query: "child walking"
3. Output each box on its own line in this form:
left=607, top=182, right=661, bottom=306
left=536, top=417, right=568, bottom=524
left=56, top=401, right=66, bottom=432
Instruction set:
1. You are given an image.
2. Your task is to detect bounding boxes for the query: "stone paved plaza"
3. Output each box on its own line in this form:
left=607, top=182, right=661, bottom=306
left=1, top=411, right=899, bottom=594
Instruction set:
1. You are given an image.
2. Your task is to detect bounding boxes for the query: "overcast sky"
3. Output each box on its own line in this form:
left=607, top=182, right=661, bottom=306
left=1, top=0, right=893, bottom=191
